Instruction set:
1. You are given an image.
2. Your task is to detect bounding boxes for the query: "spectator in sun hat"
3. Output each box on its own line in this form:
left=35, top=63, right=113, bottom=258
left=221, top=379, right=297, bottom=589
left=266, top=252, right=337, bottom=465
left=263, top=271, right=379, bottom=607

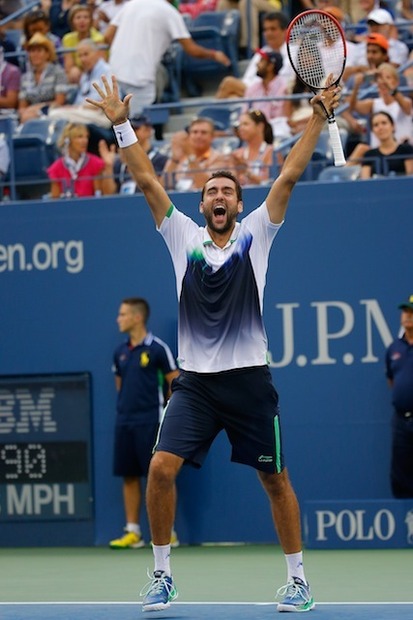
left=98, top=114, right=169, bottom=193
left=18, top=32, right=69, bottom=124
left=385, top=294, right=413, bottom=498
left=243, top=48, right=287, bottom=121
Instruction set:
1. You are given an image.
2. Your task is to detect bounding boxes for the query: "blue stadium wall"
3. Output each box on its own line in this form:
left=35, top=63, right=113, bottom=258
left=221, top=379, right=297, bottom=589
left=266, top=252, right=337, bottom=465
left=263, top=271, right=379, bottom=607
left=0, top=177, right=411, bottom=547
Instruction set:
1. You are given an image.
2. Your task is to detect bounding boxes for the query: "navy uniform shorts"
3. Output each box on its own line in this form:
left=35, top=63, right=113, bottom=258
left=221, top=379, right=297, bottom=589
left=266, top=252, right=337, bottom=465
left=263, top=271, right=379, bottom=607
left=113, top=419, right=159, bottom=477
left=155, top=366, right=284, bottom=474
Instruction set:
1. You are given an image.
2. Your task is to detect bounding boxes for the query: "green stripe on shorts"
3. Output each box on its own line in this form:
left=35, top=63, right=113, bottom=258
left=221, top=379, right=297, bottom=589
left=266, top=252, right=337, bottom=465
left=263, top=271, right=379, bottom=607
left=274, top=415, right=282, bottom=473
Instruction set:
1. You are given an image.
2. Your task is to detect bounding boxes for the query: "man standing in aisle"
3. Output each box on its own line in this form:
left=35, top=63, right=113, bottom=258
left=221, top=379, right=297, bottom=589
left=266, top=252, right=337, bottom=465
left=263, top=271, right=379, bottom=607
left=104, top=0, right=231, bottom=117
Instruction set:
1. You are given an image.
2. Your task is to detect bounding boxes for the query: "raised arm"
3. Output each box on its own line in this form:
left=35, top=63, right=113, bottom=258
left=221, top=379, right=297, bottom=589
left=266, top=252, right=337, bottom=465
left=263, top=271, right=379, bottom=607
left=87, top=76, right=171, bottom=227
left=266, top=82, right=341, bottom=224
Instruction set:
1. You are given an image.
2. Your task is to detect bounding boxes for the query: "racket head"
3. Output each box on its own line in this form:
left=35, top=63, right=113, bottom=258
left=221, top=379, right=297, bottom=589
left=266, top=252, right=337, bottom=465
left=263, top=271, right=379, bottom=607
left=286, top=9, right=347, bottom=91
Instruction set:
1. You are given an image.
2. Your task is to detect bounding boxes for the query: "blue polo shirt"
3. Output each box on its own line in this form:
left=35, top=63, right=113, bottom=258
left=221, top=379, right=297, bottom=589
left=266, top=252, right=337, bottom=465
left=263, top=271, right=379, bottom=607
left=385, top=335, right=413, bottom=412
left=113, top=332, right=177, bottom=424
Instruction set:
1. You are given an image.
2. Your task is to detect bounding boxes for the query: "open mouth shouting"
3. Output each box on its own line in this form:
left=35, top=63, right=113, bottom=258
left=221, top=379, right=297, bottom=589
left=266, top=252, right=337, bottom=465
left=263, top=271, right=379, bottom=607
left=213, top=204, right=227, bottom=223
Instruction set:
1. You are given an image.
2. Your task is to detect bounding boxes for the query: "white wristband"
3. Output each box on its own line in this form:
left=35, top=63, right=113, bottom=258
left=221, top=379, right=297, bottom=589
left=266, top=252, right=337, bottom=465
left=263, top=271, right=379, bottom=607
left=113, top=120, right=138, bottom=148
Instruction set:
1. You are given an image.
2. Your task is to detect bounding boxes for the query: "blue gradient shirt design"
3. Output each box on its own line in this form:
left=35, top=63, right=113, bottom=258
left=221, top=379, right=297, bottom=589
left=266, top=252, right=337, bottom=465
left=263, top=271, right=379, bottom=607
left=159, top=203, right=282, bottom=373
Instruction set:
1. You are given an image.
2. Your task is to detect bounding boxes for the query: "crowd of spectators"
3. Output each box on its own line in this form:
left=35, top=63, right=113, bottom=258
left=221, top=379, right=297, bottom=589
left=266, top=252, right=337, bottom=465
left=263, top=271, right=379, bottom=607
left=0, top=0, right=412, bottom=196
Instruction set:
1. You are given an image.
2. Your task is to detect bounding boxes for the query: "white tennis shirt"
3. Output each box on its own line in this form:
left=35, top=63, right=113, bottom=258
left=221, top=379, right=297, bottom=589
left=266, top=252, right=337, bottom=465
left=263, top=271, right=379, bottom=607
left=159, top=203, right=283, bottom=373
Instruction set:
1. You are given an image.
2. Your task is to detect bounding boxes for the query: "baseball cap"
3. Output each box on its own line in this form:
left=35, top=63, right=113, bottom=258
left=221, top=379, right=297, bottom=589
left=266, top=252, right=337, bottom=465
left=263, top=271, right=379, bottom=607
left=130, top=114, right=152, bottom=129
left=366, top=32, right=389, bottom=51
left=256, top=48, right=283, bottom=72
left=398, top=295, right=413, bottom=311
left=367, top=8, right=394, bottom=24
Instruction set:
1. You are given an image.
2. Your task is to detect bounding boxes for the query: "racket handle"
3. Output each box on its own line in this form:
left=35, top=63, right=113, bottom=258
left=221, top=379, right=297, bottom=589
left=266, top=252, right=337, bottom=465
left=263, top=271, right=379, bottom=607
left=327, top=118, right=346, bottom=167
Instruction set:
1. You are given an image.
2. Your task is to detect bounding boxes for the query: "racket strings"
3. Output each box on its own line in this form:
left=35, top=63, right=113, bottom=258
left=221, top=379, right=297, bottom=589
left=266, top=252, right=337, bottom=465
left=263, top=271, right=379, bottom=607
left=288, top=14, right=345, bottom=88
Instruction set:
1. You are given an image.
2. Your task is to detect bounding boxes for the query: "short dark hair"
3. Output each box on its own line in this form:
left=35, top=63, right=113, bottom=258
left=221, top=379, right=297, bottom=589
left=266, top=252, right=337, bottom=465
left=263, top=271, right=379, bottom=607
left=262, top=11, right=289, bottom=30
left=202, top=170, right=243, bottom=202
left=122, top=298, right=150, bottom=323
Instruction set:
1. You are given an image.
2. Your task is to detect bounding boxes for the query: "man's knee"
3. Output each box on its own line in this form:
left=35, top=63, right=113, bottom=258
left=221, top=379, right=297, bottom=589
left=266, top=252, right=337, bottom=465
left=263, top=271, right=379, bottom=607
left=258, top=467, right=292, bottom=497
left=148, top=451, right=182, bottom=486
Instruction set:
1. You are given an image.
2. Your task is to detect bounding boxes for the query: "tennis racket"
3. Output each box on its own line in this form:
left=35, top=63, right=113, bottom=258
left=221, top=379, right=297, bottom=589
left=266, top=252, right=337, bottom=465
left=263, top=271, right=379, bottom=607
left=286, top=9, right=347, bottom=166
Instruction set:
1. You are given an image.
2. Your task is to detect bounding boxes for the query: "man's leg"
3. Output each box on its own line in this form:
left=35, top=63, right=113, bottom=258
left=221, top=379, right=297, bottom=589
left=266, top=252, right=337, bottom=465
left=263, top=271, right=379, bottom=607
left=141, top=451, right=184, bottom=611
left=258, top=467, right=315, bottom=612
left=146, top=450, right=184, bottom=545
left=216, top=76, right=246, bottom=99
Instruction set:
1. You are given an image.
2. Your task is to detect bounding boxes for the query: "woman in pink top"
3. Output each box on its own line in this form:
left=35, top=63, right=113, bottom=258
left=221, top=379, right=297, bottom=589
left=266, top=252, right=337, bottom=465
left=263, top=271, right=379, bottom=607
left=47, top=122, right=115, bottom=198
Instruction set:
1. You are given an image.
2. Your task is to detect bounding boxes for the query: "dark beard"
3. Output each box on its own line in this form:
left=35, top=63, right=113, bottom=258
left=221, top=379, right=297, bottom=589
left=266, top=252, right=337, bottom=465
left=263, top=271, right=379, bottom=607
left=204, top=211, right=235, bottom=235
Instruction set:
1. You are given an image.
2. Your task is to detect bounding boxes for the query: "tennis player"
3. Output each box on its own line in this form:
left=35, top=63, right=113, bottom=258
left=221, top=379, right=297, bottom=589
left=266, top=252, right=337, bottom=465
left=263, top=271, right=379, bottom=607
left=88, top=75, right=340, bottom=613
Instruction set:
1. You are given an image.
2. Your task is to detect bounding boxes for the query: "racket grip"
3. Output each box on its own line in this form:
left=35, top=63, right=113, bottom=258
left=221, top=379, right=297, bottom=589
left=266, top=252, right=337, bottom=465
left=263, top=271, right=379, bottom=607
left=327, top=118, right=346, bottom=167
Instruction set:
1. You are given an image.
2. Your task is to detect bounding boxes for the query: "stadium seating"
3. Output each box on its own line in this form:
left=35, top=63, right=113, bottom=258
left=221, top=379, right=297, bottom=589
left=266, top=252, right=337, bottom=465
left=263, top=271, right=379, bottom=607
left=197, top=104, right=243, bottom=132
left=318, top=164, right=362, bottom=182
left=182, top=10, right=240, bottom=96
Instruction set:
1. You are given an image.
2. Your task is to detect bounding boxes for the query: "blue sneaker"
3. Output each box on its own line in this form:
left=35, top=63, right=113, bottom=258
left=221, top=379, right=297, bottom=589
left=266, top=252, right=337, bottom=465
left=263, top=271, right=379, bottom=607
left=276, top=577, right=315, bottom=612
left=140, top=570, right=178, bottom=612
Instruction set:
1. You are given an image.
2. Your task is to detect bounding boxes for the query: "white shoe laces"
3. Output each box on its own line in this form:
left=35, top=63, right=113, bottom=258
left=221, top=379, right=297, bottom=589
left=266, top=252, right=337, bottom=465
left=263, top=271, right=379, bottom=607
left=139, top=569, right=177, bottom=600
left=276, top=578, right=310, bottom=602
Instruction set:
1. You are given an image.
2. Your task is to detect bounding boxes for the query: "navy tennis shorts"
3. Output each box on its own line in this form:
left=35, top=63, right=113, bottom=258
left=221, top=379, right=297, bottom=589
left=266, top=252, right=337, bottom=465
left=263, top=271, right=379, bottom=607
left=155, top=366, right=284, bottom=474
left=113, top=420, right=159, bottom=477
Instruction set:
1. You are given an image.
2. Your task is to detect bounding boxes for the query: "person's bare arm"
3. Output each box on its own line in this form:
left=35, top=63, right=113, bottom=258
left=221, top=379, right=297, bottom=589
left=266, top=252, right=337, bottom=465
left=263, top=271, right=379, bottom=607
left=178, top=38, right=230, bottom=67
left=87, top=76, right=172, bottom=227
left=265, top=82, right=341, bottom=224
left=104, top=24, right=117, bottom=46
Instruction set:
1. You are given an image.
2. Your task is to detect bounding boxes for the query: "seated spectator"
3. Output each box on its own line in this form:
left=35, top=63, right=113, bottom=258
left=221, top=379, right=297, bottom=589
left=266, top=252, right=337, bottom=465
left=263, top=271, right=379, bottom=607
left=243, top=49, right=287, bottom=121
left=48, top=39, right=112, bottom=127
left=22, top=9, right=61, bottom=52
left=164, top=117, right=227, bottom=191
left=344, top=33, right=390, bottom=87
left=349, top=0, right=396, bottom=41
left=47, top=121, right=116, bottom=197
left=352, top=8, right=409, bottom=68
left=348, top=63, right=412, bottom=153
left=216, top=0, right=282, bottom=53
left=0, top=45, right=21, bottom=111
left=216, top=12, right=293, bottom=100
left=62, top=4, right=105, bottom=85
left=284, top=77, right=313, bottom=136
left=360, top=111, right=413, bottom=178
left=226, top=109, right=277, bottom=185
left=98, top=114, right=169, bottom=193
left=18, top=33, right=69, bottom=124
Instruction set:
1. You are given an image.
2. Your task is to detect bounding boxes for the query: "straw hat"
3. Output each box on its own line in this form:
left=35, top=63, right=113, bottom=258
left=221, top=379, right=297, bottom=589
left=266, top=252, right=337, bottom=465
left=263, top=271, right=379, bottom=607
left=26, top=32, right=57, bottom=63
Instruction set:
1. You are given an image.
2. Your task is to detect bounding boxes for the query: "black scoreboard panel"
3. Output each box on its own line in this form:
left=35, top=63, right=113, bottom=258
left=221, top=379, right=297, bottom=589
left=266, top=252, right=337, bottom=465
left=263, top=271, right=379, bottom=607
left=0, top=374, right=93, bottom=522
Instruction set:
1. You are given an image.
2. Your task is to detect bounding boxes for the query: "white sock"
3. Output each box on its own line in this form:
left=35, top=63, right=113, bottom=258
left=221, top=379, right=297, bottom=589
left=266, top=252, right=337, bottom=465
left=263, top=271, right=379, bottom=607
left=285, top=551, right=306, bottom=584
left=126, top=523, right=140, bottom=536
left=153, top=544, right=172, bottom=576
